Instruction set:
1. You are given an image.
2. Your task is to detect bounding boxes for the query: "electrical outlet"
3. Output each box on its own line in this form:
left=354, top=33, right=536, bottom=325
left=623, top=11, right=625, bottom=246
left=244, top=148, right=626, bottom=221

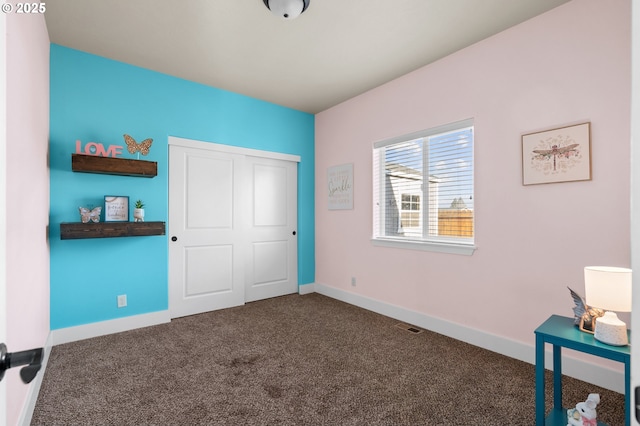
left=351, top=277, right=356, bottom=287
left=117, top=294, right=127, bottom=308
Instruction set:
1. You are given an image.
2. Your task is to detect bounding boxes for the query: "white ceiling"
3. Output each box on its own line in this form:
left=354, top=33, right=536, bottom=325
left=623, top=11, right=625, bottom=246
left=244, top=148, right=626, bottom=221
left=44, top=0, right=571, bottom=114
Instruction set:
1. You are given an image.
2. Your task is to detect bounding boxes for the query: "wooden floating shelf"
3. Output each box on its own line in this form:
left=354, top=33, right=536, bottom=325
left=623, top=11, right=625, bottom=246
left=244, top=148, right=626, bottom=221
left=71, top=154, right=157, bottom=177
left=60, top=221, right=166, bottom=240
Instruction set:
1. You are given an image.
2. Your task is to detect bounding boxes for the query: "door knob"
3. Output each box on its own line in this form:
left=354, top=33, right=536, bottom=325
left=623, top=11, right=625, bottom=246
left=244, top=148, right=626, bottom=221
left=292, top=231, right=296, bottom=236
left=171, top=236, right=178, bottom=242
left=0, top=343, right=44, bottom=384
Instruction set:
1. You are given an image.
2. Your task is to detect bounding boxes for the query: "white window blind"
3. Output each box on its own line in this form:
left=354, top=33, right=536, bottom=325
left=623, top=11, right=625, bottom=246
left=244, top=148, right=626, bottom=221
left=373, top=119, right=474, bottom=251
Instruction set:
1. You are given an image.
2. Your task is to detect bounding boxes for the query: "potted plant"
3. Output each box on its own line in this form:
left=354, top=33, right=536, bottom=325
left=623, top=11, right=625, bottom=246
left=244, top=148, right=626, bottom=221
left=133, top=199, right=145, bottom=222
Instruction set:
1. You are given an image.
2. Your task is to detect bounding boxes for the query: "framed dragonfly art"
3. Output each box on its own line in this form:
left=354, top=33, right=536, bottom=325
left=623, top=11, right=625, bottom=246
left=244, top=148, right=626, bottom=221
left=522, top=122, right=591, bottom=185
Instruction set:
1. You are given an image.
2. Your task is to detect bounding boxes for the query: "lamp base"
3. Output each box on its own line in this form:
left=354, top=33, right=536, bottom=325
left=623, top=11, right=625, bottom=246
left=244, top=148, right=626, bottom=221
left=593, top=312, right=628, bottom=346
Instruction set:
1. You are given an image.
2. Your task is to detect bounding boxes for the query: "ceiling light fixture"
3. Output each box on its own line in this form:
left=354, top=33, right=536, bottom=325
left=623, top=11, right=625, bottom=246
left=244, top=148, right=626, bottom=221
left=263, top=0, right=310, bottom=19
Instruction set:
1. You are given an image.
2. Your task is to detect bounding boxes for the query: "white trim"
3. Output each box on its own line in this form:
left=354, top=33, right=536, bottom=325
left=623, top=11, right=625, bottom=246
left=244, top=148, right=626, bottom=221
left=51, top=310, right=171, bottom=346
left=17, top=333, right=53, bottom=426
left=0, top=10, right=7, bottom=426
left=314, top=282, right=624, bottom=393
left=298, top=283, right=316, bottom=295
left=168, top=136, right=301, bottom=163
left=371, top=237, right=476, bottom=255
left=631, top=0, right=640, bottom=422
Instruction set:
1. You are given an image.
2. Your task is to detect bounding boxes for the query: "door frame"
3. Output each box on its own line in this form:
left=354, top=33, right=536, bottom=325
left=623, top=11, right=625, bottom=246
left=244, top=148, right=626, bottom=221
left=167, top=136, right=300, bottom=316
left=1, top=10, right=7, bottom=426
left=168, top=137, right=300, bottom=164
left=631, top=2, right=639, bottom=424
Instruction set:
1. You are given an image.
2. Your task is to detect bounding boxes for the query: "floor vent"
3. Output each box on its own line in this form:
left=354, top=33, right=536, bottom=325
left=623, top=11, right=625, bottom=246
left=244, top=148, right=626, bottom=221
left=395, top=323, right=423, bottom=334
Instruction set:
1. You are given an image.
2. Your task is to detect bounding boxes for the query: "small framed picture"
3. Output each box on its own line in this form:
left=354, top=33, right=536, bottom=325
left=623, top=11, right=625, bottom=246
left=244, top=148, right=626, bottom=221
left=104, top=196, right=129, bottom=222
left=522, top=122, right=591, bottom=185
left=328, top=163, right=354, bottom=210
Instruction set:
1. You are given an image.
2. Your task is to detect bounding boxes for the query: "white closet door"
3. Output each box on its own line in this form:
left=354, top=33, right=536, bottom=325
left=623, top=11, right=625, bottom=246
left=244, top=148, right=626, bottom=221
left=168, top=144, right=246, bottom=318
left=245, top=156, right=298, bottom=303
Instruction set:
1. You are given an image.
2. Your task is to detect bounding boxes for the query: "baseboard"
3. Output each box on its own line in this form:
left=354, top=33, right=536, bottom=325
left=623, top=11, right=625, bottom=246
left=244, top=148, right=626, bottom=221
left=314, top=282, right=624, bottom=394
left=18, top=332, right=53, bottom=426
left=51, top=310, right=171, bottom=346
left=298, top=282, right=316, bottom=295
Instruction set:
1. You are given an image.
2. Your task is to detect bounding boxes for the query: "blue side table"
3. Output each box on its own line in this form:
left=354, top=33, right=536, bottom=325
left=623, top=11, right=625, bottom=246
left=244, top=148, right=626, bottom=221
left=535, top=315, right=630, bottom=426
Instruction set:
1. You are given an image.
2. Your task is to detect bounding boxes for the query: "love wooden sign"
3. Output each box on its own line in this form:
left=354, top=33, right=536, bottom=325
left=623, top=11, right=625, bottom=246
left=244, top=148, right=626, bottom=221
left=75, top=140, right=123, bottom=157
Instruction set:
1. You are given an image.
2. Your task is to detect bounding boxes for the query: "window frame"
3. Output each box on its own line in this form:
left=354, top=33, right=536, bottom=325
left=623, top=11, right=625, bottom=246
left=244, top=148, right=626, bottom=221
left=372, top=118, right=476, bottom=256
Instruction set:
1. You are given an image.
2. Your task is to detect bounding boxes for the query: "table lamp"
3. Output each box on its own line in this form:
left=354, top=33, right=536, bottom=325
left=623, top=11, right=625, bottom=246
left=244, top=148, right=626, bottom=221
left=584, top=266, right=632, bottom=346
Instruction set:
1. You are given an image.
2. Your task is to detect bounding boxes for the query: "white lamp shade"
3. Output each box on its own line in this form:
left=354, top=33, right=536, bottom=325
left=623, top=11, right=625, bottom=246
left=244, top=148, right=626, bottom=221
left=265, top=0, right=306, bottom=19
left=584, top=266, right=632, bottom=312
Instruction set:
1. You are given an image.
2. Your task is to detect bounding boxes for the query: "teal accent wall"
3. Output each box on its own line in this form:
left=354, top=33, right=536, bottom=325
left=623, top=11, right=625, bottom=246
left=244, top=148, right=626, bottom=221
left=50, top=44, right=315, bottom=330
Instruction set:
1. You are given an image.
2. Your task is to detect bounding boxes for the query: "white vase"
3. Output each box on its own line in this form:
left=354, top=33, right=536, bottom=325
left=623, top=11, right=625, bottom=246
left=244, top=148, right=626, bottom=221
left=133, top=208, right=145, bottom=222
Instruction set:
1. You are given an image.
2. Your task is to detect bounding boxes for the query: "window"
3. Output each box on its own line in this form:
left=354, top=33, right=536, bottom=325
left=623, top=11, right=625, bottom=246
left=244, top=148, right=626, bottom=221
left=372, top=119, right=475, bottom=255
left=400, top=194, right=420, bottom=230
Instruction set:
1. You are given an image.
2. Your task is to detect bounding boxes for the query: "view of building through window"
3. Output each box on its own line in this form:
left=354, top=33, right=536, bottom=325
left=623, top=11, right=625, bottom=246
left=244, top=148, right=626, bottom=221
left=373, top=121, right=474, bottom=244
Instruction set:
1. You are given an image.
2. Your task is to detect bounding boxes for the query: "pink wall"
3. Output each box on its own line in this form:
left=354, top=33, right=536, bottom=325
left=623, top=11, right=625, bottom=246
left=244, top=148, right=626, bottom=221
left=6, top=11, right=50, bottom=425
left=315, top=0, right=630, bottom=355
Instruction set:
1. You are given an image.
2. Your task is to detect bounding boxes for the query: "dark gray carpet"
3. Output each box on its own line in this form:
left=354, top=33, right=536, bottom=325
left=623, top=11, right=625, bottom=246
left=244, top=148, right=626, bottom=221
left=32, top=293, right=625, bottom=425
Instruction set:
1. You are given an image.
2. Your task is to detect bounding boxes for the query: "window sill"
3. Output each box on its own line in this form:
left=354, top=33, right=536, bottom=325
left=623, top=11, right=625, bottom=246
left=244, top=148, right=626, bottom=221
left=371, top=237, right=476, bottom=256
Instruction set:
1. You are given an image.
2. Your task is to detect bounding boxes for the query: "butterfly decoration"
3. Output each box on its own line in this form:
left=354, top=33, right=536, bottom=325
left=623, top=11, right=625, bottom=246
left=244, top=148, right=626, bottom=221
left=79, top=206, right=101, bottom=223
left=123, top=134, right=153, bottom=159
